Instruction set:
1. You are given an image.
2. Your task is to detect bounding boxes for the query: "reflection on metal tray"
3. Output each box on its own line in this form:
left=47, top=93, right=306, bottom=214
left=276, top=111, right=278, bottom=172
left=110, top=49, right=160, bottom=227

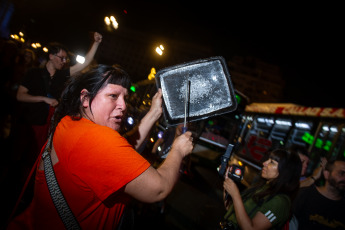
left=155, top=56, right=237, bottom=126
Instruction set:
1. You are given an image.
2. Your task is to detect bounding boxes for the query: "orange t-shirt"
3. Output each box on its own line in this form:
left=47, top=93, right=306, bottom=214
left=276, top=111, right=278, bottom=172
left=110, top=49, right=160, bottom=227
left=8, top=116, right=151, bottom=230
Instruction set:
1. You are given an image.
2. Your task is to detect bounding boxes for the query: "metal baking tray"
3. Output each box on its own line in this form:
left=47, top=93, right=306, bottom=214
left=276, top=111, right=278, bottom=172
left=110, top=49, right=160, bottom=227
left=155, top=56, right=237, bottom=126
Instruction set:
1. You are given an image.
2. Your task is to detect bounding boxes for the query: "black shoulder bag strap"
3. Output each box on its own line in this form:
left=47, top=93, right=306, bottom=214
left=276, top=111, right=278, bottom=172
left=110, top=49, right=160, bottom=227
left=42, top=133, right=81, bottom=230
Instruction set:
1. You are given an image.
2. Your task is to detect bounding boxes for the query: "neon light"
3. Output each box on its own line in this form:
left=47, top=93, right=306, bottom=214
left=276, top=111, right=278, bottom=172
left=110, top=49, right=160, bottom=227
left=302, top=132, right=332, bottom=151
left=323, top=140, right=332, bottom=151
left=302, top=132, right=314, bottom=144
left=236, top=94, right=241, bottom=104
left=315, top=138, right=323, bottom=148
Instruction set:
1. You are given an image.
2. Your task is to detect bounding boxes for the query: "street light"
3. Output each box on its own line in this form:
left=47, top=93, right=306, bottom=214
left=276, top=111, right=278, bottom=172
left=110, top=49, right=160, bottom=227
left=148, top=67, right=156, bottom=80
left=104, top=16, right=118, bottom=30
left=155, top=44, right=164, bottom=55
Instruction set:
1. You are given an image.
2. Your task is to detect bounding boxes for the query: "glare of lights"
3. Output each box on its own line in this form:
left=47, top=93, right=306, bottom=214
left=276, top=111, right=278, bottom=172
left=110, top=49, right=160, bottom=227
left=130, top=86, right=136, bottom=92
left=322, top=125, right=329, bottom=132
left=238, top=161, right=243, bottom=166
left=315, top=138, right=323, bottom=148
left=31, top=42, right=41, bottom=48
left=76, top=55, right=85, bottom=64
left=155, top=47, right=163, bottom=55
left=257, top=117, right=264, bottom=123
left=323, top=140, right=332, bottom=151
left=20, top=37, right=25, bottom=43
left=159, top=45, right=164, bottom=50
left=150, top=137, right=154, bottom=143
left=330, top=127, right=338, bottom=133
left=257, top=117, right=274, bottom=124
left=157, top=131, right=164, bottom=139
left=275, top=119, right=292, bottom=126
left=111, top=16, right=118, bottom=29
left=112, top=20, right=118, bottom=29
left=236, top=94, right=241, bottom=104
left=43, top=47, right=48, bottom=52
left=295, top=122, right=311, bottom=129
left=19, top=31, right=24, bottom=36
left=104, top=17, right=111, bottom=25
left=105, top=16, right=118, bottom=29
left=148, top=67, right=156, bottom=80
left=127, top=117, right=134, bottom=126
left=157, top=146, right=162, bottom=151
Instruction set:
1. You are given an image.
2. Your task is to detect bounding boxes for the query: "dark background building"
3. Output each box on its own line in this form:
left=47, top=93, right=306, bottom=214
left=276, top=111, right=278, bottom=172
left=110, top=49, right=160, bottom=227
left=2, top=0, right=343, bottom=108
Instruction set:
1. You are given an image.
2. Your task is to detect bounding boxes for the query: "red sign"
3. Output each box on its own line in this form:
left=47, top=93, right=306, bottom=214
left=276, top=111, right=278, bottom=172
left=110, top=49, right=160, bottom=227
left=245, top=103, right=345, bottom=118
left=240, top=135, right=272, bottom=163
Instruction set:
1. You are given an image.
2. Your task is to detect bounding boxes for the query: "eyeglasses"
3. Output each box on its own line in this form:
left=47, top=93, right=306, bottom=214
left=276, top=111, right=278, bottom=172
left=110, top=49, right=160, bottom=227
left=54, top=54, right=69, bottom=62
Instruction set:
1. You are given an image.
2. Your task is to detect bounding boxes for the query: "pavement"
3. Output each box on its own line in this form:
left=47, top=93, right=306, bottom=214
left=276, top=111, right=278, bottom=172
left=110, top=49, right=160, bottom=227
left=132, top=144, right=228, bottom=230
left=133, top=165, right=226, bottom=230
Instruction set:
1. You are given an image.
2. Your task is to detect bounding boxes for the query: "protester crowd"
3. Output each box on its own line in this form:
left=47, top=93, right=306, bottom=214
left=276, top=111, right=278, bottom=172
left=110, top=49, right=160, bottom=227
left=1, top=32, right=344, bottom=230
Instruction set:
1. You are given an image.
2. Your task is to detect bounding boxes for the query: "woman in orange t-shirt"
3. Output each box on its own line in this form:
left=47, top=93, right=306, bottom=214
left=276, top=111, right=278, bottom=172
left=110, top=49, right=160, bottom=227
left=7, top=64, right=194, bottom=229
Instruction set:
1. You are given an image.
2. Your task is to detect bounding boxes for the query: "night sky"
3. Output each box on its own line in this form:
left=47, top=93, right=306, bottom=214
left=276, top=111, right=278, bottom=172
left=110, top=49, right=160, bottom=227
left=8, top=1, right=344, bottom=108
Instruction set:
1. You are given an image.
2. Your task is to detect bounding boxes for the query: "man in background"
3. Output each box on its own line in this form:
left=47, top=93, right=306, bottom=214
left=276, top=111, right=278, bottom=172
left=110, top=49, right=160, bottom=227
left=293, top=158, right=345, bottom=229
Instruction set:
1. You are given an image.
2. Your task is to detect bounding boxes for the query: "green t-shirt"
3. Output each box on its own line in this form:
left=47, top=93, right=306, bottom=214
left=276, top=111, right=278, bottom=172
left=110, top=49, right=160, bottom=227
left=224, top=187, right=291, bottom=229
